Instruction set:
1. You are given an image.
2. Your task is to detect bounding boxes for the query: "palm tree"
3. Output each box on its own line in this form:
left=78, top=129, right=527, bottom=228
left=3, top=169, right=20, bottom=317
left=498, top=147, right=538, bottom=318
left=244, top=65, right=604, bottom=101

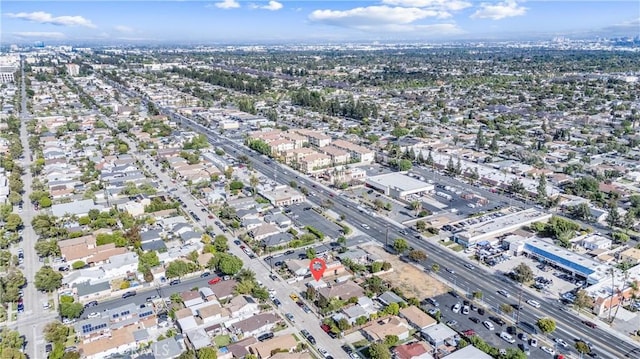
left=410, top=200, right=421, bottom=216
left=612, top=269, right=631, bottom=323
left=236, top=268, right=255, bottom=282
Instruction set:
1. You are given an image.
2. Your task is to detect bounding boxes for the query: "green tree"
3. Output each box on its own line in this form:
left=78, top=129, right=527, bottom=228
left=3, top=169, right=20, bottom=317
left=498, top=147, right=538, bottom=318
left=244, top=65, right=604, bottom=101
left=368, top=342, right=391, bottom=359
left=575, top=341, right=591, bottom=355
left=43, top=321, right=70, bottom=344
left=138, top=251, right=160, bottom=274
left=500, top=303, right=513, bottom=315
left=60, top=301, right=84, bottom=319
left=407, top=249, right=427, bottom=262
left=512, top=263, right=534, bottom=284
left=573, top=289, right=594, bottom=312
left=5, top=214, right=22, bottom=232
left=196, top=347, right=217, bottom=359
left=217, top=253, right=243, bottom=275
left=431, top=263, right=440, bottom=273
left=392, top=238, right=409, bottom=253
left=536, top=175, right=548, bottom=204
left=384, top=302, right=400, bottom=316
left=536, top=317, right=556, bottom=334
left=213, top=235, right=229, bottom=252
left=475, top=127, right=486, bottom=150
left=383, top=334, right=399, bottom=348
left=397, top=159, right=412, bottom=171
left=34, top=266, right=63, bottom=292
left=306, top=247, right=316, bottom=260
left=607, top=206, right=621, bottom=229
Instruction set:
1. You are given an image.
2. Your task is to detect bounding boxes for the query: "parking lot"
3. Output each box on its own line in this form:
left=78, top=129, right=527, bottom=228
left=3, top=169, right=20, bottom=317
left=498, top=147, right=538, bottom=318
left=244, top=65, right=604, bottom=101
left=425, top=292, right=563, bottom=359
left=287, top=204, right=344, bottom=240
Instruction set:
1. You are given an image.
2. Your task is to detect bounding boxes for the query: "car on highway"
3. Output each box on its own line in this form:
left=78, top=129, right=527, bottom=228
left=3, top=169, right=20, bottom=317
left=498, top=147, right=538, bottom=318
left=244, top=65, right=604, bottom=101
left=284, top=250, right=295, bottom=255
left=208, top=277, right=221, bottom=285
left=200, top=272, right=211, bottom=278
left=169, top=279, right=181, bottom=286
left=464, top=263, right=475, bottom=270
left=582, top=320, right=597, bottom=329
left=483, top=320, right=495, bottom=331
left=146, top=295, right=159, bottom=302
left=122, top=291, right=136, bottom=299
left=526, top=299, right=541, bottom=308
left=361, top=223, right=370, bottom=230
left=554, top=338, right=568, bottom=348
left=497, top=289, right=510, bottom=297
left=446, top=267, right=455, bottom=274
left=541, top=346, right=555, bottom=355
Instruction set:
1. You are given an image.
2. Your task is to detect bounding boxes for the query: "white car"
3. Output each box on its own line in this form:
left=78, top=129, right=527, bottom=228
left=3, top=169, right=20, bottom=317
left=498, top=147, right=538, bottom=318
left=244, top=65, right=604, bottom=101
left=530, top=338, right=538, bottom=347
left=555, top=338, right=568, bottom=348
left=483, top=320, right=495, bottom=331
left=500, top=332, right=515, bottom=344
left=361, top=223, right=370, bottom=230
left=541, top=346, right=555, bottom=355
left=462, top=305, right=470, bottom=315
left=87, top=312, right=101, bottom=319
left=452, top=303, right=461, bottom=313
left=526, top=299, right=541, bottom=308
left=497, top=290, right=510, bottom=298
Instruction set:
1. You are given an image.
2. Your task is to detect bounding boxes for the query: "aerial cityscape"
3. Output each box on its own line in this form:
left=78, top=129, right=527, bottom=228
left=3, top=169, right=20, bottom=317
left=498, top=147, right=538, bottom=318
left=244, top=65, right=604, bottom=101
left=1, top=2, right=640, bottom=359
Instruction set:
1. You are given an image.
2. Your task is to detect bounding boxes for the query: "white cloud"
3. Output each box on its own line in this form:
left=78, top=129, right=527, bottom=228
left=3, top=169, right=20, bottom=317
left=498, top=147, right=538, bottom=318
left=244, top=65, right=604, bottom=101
left=381, top=0, right=472, bottom=11
left=369, top=23, right=464, bottom=34
left=211, top=0, right=240, bottom=9
left=114, top=25, right=134, bottom=33
left=6, top=11, right=96, bottom=28
left=13, top=31, right=65, bottom=39
left=309, top=6, right=448, bottom=28
left=262, top=1, right=283, bottom=11
left=471, top=0, right=527, bottom=20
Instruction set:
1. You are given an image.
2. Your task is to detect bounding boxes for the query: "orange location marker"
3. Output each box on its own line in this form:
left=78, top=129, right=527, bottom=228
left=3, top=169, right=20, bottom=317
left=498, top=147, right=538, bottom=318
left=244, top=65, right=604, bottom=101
left=309, top=258, right=326, bottom=281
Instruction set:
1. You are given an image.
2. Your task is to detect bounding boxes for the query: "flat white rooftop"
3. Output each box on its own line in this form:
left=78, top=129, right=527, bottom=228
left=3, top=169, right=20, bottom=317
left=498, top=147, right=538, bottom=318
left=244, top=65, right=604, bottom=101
left=366, top=172, right=433, bottom=192
left=456, top=208, right=551, bottom=243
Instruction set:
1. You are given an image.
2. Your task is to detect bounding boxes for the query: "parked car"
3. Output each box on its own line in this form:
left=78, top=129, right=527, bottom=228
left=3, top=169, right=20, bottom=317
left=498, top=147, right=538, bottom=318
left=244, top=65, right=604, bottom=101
left=84, top=301, right=98, bottom=308
left=169, top=279, right=181, bottom=286
left=208, top=277, right=221, bottom=285
left=483, top=321, right=495, bottom=331
left=200, top=272, right=211, bottom=278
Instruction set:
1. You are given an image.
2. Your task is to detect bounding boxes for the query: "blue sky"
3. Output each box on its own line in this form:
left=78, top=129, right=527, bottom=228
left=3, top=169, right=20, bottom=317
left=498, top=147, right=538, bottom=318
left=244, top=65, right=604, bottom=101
left=1, top=1, right=639, bottom=44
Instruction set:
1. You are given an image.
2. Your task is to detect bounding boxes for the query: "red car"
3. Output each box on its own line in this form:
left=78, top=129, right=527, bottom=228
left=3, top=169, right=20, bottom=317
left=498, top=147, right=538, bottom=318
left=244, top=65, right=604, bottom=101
left=582, top=320, right=597, bottom=329
left=462, top=329, right=476, bottom=336
left=208, top=277, right=221, bottom=285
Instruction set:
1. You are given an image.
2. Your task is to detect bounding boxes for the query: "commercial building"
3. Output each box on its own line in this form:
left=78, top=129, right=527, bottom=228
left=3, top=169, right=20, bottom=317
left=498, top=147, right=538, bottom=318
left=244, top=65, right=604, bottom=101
left=365, top=172, right=434, bottom=199
left=0, top=66, right=16, bottom=83
left=452, top=208, right=551, bottom=247
left=520, top=237, right=605, bottom=283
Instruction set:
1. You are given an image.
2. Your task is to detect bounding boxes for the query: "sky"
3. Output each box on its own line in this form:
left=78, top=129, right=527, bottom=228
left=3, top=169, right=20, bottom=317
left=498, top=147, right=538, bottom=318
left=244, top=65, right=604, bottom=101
left=1, top=1, right=639, bottom=44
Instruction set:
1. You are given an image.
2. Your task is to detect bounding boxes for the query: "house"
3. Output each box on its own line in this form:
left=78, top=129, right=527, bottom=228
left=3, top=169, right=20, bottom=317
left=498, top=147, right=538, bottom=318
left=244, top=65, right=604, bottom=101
left=581, top=234, right=612, bottom=251
left=421, top=323, right=457, bottom=347
left=333, top=296, right=377, bottom=325
left=317, top=280, right=365, bottom=301
left=196, top=303, right=230, bottom=325
left=378, top=291, right=407, bottom=306
left=399, top=306, right=437, bottom=330
left=210, top=279, right=237, bottom=300
left=185, top=328, right=211, bottom=350
left=336, top=248, right=370, bottom=265
left=394, top=342, right=434, bottom=359
left=251, top=223, right=281, bottom=241
left=227, top=312, right=279, bottom=337
left=620, top=248, right=640, bottom=265
left=228, top=337, right=258, bottom=359
left=286, top=259, right=310, bottom=277
left=445, top=345, right=493, bottom=359
left=260, top=186, right=305, bottom=207
left=261, top=232, right=295, bottom=247
left=181, top=290, right=205, bottom=308
left=361, top=316, right=411, bottom=342
left=248, top=334, right=297, bottom=359
left=227, top=295, right=260, bottom=322
left=152, top=337, right=183, bottom=359
left=264, top=213, right=293, bottom=228
left=51, top=199, right=104, bottom=217
left=75, top=280, right=111, bottom=303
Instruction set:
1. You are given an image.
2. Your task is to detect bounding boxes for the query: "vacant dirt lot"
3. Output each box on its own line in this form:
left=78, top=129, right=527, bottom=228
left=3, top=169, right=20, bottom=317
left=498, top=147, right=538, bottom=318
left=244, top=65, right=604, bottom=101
left=363, top=244, right=449, bottom=299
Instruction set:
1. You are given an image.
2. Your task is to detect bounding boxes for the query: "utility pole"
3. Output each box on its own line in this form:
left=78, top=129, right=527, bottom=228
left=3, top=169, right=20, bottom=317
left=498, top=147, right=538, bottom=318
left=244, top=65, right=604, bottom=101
left=516, top=282, right=523, bottom=329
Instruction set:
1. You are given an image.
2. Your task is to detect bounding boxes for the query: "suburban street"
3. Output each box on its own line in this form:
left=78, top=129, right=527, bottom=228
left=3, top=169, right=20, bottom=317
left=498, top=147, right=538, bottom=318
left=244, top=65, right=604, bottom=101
left=15, top=60, right=57, bottom=359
